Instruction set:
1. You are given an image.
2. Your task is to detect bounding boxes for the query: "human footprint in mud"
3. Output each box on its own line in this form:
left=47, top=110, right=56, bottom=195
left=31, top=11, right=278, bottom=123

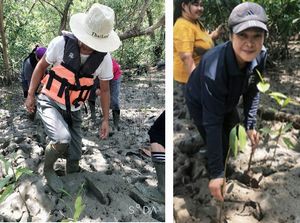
left=25, top=3, right=121, bottom=192
left=185, top=2, right=268, bottom=201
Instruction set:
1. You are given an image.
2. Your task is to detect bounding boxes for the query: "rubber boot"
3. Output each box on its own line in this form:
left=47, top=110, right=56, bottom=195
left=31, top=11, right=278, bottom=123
left=133, top=160, right=165, bottom=204
left=44, top=144, right=67, bottom=193
left=112, top=109, right=120, bottom=131
left=154, top=161, right=165, bottom=196
left=89, top=101, right=96, bottom=123
left=66, top=160, right=80, bottom=174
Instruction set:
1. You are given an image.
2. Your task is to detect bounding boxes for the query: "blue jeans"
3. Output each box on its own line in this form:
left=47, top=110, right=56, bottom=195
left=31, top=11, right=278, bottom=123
left=110, top=77, right=121, bottom=110
left=88, top=77, right=121, bottom=110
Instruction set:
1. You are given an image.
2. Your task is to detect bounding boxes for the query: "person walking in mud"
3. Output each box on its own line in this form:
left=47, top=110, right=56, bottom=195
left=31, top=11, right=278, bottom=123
left=21, top=45, right=47, bottom=99
left=185, top=2, right=268, bottom=201
left=25, top=3, right=121, bottom=192
left=20, top=46, right=47, bottom=120
left=88, top=58, right=123, bottom=131
left=173, top=0, right=224, bottom=93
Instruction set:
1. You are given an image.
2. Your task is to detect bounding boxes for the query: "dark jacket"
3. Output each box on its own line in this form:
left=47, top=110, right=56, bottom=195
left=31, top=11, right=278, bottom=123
left=186, top=41, right=267, bottom=178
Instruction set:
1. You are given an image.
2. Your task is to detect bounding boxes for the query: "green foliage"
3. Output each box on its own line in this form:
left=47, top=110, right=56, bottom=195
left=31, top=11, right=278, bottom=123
left=268, top=92, right=290, bottom=107
left=256, top=70, right=297, bottom=154
left=61, top=183, right=86, bottom=222
left=202, top=0, right=300, bottom=59
left=1, top=0, right=164, bottom=78
left=256, top=69, right=299, bottom=108
left=229, top=124, right=247, bottom=159
left=0, top=154, right=33, bottom=203
left=73, top=194, right=85, bottom=222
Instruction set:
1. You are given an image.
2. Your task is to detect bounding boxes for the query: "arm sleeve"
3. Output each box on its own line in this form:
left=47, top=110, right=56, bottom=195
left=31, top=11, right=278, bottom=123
left=45, top=36, right=65, bottom=65
left=201, top=75, right=226, bottom=178
left=243, top=50, right=267, bottom=130
left=95, top=53, right=113, bottom=80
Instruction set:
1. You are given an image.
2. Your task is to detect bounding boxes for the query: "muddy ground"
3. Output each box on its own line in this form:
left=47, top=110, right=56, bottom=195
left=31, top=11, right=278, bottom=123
left=0, top=67, right=165, bottom=222
left=174, top=42, right=300, bottom=223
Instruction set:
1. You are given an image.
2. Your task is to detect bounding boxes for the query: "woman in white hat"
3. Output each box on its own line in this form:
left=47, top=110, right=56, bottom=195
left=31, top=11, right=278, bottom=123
left=25, top=3, right=121, bottom=192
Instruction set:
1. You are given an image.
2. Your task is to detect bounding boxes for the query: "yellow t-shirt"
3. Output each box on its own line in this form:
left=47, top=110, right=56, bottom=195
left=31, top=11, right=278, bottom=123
left=173, top=17, right=214, bottom=83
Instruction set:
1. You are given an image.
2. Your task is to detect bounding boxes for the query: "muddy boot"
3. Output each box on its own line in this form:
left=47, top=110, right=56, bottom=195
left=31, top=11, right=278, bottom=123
left=66, top=160, right=80, bottom=174
left=112, top=109, right=120, bottom=131
left=44, top=144, right=67, bottom=193
left=133, top=159, right=165, bottom=204
left=154, top=161, right=165, bottom=196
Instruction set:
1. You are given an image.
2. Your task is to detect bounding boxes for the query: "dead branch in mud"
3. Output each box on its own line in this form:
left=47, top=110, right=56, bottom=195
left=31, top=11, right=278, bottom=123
left=258, top=107, right=300, bottom=129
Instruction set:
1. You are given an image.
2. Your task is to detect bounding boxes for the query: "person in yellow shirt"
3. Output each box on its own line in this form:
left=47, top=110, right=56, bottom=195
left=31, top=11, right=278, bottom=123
left=174, top=0, right=223, bottom=86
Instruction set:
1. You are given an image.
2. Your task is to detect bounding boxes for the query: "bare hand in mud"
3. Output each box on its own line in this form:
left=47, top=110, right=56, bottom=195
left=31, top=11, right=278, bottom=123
left=247, top=129, right=260, bottom=151
left=25, top=94, right=36, bottom=113
left=100, top=120, right=109, bottom=139
left=209, top=178, right=224, bottom=201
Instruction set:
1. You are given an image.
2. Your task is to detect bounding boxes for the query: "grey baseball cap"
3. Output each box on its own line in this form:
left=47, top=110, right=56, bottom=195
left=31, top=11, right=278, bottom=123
left=228, top=2, right=268, bottom=34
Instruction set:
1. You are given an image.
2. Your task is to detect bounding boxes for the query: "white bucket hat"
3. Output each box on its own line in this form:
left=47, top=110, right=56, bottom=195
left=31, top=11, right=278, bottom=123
left=70, top=3, right=121, bottom=52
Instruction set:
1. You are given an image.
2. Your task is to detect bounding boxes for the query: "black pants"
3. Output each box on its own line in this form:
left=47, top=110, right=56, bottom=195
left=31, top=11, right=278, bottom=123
left=185, top=98, right=240, bottom=163
left=148, top=111, right=165, bottom=148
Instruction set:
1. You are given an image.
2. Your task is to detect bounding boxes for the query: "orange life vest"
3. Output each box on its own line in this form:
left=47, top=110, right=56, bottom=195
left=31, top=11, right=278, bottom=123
left=41, top=34, right=106, bottom=123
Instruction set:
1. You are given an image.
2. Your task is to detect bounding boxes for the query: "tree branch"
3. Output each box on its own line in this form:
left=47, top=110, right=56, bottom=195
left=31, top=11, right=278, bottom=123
left=39, top=0, right=63, bottom=16
left=119, top=15, right=165, bottom=40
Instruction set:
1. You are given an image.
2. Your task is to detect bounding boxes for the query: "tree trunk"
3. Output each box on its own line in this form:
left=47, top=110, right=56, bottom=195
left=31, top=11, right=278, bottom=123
left=58, top=0, right=73, bottom=34
left=0, top=0, right=11, bottom=83
left=258, top=107, right=300, bottom=129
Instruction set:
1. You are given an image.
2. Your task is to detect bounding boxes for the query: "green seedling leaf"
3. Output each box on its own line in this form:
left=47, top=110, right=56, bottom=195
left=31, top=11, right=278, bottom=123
left=73, top=195, right=85, bottom=221
left=260, top=127, right=272, bottom=135
left=282, top=137, right=295, bottom=149
left=289, top=99, right=300, bottom=106
left=269, top=129, right=280, bottom=139
left=282, top=122, right=293, bottom=134
left=0, top=184, right=15, bottom=203
left=255, top=69, right=265, bottom=83
left=269, top=92, right=287, bottom=99
left=229, top=126, right=238, bottom=159
left=0, top=175, right=12, bottom=190
left=257, top=82, right=270, bottom=93
left=60, top=189, right=72, bottom=198
left=15, top=167, right=33, bottom=181
left=269, top=92, right=288, bottom=107
left=282, top=98, right=291, bottom=108
left=237, top=125, right=247, bottom=152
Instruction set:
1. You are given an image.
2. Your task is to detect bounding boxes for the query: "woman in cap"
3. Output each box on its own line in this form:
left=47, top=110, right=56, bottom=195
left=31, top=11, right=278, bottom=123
left=25, top=3, right=121, bottom=192
left=185, top=2, right=268, bottom=201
